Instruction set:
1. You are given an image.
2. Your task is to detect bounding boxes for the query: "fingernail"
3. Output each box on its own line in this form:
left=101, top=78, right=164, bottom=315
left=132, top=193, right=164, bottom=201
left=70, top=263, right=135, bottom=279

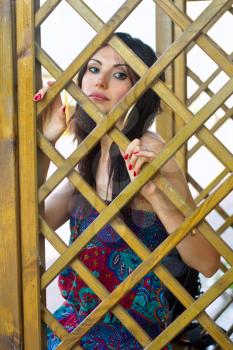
left=133, top=151, right=139, bottom=155
left=124, top=154, right=129, bottom=160
left=62, top=105, right=66, bottom=113
left=128, top=163, right=133, bottom=171
left=133, top=171, right=137, bottom=177
left=33, top=93, right=42, bottom=102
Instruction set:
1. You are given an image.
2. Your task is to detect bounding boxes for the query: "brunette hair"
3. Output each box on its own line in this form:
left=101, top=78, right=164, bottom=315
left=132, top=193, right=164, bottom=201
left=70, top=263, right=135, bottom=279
left=74, top=32, right=162, bottom=202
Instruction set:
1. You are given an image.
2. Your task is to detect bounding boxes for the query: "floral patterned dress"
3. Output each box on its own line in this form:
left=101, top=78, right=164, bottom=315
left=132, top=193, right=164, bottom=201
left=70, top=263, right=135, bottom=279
left=47, top=199, right=172, bottom=350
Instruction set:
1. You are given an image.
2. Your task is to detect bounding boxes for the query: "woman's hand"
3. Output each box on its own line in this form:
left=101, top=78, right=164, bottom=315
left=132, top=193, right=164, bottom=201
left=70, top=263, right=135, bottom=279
left=33, top=81, right=67, bottom=143
left=122, top=138, right=157, bottom=201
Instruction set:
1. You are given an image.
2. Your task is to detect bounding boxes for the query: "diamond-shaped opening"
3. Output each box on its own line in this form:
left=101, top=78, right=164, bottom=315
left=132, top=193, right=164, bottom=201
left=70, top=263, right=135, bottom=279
left=208, top=71, right=230, bottom=94
left=224, top=93, right=233, bottom=109
left=188, top=145, right=225, bottom=188
left=187, top=76, right=199, bottom=99
left=40, top=0, right=96, bottom=69
left=187, top=134, right=199, bottom=151
left=205, top=209, right=225, bottom=231
left=207, top=11, right=233, bottom=55
left=218, top=191, right=233, bottom=216
left=214, top=118, right=233, bottom=151
left=188, top=91, right=210, bottom=113
left=221, top=227, right=233, bottom=249
left=187, top=45, right=218, bottom=81
left=204, top=107, right=226, bottom=129
left=186, top=0, right=211, bottom=21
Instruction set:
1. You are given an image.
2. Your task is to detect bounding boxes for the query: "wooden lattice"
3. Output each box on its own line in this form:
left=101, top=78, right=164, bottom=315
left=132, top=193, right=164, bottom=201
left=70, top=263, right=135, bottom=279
left=1, top=0, right=233, bottom=349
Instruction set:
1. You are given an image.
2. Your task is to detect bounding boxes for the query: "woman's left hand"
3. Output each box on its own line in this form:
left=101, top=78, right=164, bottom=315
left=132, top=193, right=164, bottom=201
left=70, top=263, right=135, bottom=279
left=122, top=138, right=157, bottom=201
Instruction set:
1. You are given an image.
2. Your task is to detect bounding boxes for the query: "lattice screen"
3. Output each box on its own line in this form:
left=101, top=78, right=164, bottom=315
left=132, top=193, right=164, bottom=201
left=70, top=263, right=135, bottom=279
left=14, top=0, right=233, bottom=349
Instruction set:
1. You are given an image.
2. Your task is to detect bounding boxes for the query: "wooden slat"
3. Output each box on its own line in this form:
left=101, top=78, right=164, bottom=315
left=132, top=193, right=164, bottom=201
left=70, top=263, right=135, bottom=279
left=188, top=107, right=233, bottom=159
left=173, top=0, right=187, bottom=173
left=36, top=0, right=143, bottom=116
left=155, top=0, right=233, bottom=78
left=35, top=0, right=62, bottom=28
left=216, top=215, right=233, bottom=235
left=188, top=174, right=230, bottom=220
left=155, top=1, right=174, bottom=143
left=195, top=169, right=229, bottom=204
left=146, top=267, right=233, bottom=350
left=54, top=175, right=233, bottom=349
left=155, top=265, right=232, bottom=349
left=38, top=3, right=231, bottom=203
left=0, top=1, right=23, bottom=349
left=40, top=218, right=152, bottom=348
left=16, top=1, right=41, bottom=349
left=41, top=77, right=233, bottom=287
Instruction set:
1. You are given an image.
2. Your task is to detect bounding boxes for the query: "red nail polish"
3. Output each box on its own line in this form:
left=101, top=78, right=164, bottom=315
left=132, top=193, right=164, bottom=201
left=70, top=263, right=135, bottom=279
left=133, top=151, right=139, bottom=155
left=33, top=93, right=42, bottom=102
left=62, top=105, right=66, bottom=113
left=133, top=171, right=137, bottom=176
left=124, top=154, right=129, bottom=160
left=128, top=163, right=133, bottom=170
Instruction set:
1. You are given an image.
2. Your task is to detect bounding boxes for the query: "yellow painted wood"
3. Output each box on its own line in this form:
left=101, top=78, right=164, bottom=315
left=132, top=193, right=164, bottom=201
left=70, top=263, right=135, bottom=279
left=188, top=107, right=233, bottom=159
left=38, top=9, right=233, bottom=204
left=188, top=174, right=230, bottom=221
left=195, top=169, right=229, bottom=204
left=41, top=76, right=233, bottom=288
left=16, top=0, right=41, bottom=349
left=187, top=66, right=232, bottom=112
left=37, top=0, right=143, bottom=116
left=52, top=176, right=233, bottom=349
left=147, top=266, right=233, bottom=350
left=217, top=215, right=233, bottom=236
left=173, top=0, right=187, bottom=173
left=155, top=0, right=233, bottom=78
left=0, top=1, right=23, bottom=349
left=35, top=0, right=62, bottom=28
left=146, top=267, right=233, bottom=349
left=40, top=217, right=152, bottom=347
left=155, top=265, right=232, bottom=349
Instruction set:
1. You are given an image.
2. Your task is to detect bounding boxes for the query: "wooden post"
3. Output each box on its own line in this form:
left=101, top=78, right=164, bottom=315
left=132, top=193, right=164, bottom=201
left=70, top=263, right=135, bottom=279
left=16, top=0, right=42, bottom=349
left=0, top=0, right=23, bottom=349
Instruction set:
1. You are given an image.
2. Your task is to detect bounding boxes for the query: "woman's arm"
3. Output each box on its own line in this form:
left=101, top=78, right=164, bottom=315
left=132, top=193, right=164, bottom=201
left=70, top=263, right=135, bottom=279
left=35, top=81, right=74, bottom=230
left=122, top=133, right=220, bottom=277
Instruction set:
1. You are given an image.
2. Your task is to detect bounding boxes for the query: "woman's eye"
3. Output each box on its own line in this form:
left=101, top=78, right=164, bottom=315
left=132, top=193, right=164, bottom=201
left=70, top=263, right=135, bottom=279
left=114, top=72, right=128, bottom=80
left=88, top=66, right=99, bottom=73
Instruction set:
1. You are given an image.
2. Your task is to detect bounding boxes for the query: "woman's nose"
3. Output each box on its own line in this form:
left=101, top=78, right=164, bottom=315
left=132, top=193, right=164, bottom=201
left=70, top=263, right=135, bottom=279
left=96, top=74, right=108, bottom=88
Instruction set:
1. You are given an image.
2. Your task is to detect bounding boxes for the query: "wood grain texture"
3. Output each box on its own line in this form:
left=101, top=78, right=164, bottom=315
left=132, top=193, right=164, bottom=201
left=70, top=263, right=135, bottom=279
left=16, top=0, right=41, bottom=349
left=0, top=1, right=22, bottom=349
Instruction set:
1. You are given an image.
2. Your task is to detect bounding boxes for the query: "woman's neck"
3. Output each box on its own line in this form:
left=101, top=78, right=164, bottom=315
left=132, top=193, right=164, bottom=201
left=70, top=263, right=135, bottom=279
left=100, top=134, right=113, bottom=161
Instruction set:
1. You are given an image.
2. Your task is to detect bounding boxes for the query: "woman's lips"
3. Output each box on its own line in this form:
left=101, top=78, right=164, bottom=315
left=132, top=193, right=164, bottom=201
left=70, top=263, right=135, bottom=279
left=89, top=93, right=109, bottom=101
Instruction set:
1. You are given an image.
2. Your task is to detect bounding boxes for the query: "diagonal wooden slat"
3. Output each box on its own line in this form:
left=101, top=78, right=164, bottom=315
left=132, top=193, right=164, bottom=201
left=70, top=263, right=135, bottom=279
left=154, top=265, right=233, bottom=350
left=54, top=176, right=233, bottom=349
left=145, top=267, right=233, bottom=350
left=40, top=217, right=152, bottom=347
left=41, top=77, right=233, bottom=287
left=35, top=0, right=62, bottom=28
left=195, top=169, right=229, bottom=204
left=216, top=214, right=233, bottom=235
left=188, top=107, right=233, bottom=158
left=38, top=0, right=233, bottom=203
left=188, top=174, right=230, bottom=221
left=155, top=0, right=233, bottom=78
left=36, top=0, right=143, bottom=115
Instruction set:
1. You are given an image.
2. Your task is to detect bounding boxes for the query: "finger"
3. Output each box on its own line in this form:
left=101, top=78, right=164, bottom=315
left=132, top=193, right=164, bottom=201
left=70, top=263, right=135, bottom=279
left=124, top=138, right=140, bottom=160
left=133, top=157, right=145, bottom=176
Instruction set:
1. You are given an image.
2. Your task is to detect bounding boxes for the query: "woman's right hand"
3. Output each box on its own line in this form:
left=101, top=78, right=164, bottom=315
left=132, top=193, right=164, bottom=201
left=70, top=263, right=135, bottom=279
left=33, top=81, right=67, bottom=143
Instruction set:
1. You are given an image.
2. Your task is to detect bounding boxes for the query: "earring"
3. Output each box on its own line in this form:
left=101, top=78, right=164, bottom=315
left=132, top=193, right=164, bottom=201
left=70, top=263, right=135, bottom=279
left=122, top=103, right=136, bottom=127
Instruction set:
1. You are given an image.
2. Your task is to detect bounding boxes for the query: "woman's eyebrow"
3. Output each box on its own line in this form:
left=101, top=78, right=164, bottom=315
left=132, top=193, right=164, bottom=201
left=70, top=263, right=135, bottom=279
left=89, top=59, right=129, bottom=69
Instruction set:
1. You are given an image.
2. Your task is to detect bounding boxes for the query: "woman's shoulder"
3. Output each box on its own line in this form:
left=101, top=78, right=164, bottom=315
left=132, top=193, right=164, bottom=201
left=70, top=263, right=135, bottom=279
left=141, top=131, right=166, bottom=151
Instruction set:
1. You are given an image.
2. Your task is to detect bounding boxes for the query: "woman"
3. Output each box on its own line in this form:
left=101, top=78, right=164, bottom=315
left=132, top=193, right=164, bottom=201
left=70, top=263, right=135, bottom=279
left=34, top=33, right=220, bottom=350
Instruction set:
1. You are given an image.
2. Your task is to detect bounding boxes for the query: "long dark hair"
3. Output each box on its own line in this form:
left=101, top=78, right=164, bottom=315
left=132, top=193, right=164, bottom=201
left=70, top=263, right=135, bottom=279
left=74, top=32, right=162, bottom=204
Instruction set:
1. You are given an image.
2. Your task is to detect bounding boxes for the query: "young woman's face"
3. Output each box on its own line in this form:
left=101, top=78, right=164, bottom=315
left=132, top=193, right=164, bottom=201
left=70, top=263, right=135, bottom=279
left=81, top=46, right=133, bottom=113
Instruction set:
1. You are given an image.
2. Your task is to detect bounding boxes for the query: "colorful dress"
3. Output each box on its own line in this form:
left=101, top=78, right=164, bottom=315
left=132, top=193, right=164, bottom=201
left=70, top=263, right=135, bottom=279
left=47, top=199, right=172, bottom=350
